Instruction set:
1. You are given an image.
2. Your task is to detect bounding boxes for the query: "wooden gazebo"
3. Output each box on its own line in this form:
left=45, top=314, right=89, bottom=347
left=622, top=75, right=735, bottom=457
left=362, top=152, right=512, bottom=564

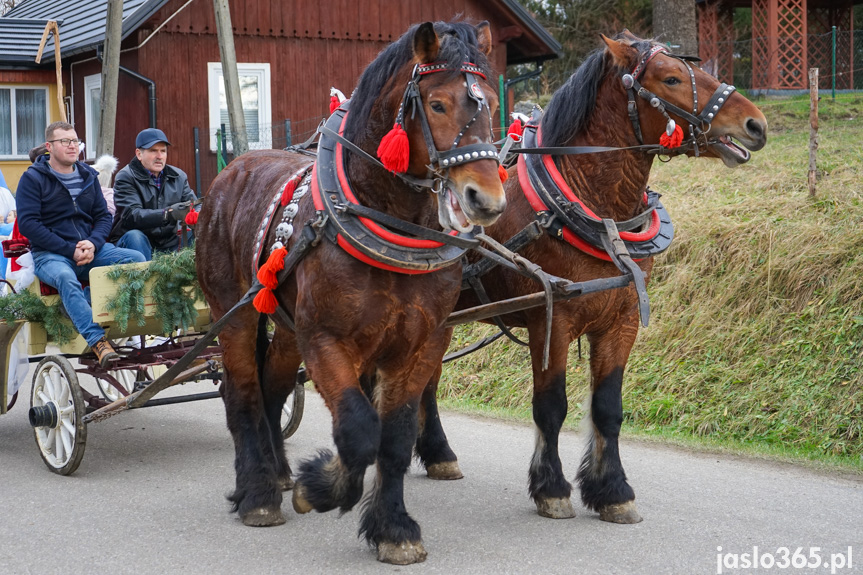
left=698, top=0, right=860, bottom=90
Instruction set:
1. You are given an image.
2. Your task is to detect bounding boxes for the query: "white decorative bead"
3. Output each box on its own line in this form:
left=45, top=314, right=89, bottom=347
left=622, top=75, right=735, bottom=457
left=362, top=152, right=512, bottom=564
left=457, top=154, right=464, bottom=162
left=708, top=113, right=714, bottom=119
left=272, top=241, right=284, bottom=251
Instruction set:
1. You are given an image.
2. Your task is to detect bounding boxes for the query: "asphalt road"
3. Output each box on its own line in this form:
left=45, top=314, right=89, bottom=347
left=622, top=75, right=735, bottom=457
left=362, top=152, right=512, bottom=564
left=1, top=370, right=861, bottom=575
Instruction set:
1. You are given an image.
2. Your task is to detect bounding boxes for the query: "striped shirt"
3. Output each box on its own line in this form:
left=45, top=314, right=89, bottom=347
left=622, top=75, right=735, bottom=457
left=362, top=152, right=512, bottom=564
left=52, top=166, right=85, bottom=200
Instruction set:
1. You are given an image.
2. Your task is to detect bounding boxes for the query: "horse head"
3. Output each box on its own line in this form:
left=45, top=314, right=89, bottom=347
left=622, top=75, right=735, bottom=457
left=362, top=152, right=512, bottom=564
left=347, top=21, right=506, bottom=232
left=602, top=32, right=768, bottom=167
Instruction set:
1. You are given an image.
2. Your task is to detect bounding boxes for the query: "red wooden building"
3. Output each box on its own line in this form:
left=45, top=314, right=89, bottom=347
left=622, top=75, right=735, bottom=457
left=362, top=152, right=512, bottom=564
left=697, top=0, right=861, bottom=91
left=0, top=0, right=560, bottom=192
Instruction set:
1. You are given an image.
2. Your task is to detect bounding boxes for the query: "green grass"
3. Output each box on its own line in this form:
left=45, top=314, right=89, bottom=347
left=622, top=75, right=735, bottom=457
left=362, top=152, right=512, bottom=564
left=438, top=93, right=863, bottom=472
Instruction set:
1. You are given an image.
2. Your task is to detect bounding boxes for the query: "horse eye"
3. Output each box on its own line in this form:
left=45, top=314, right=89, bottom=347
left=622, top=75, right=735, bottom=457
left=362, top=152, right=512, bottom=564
left=430, top=102, right=446, bottom=114
left=664, top=77, right=682, bottom=86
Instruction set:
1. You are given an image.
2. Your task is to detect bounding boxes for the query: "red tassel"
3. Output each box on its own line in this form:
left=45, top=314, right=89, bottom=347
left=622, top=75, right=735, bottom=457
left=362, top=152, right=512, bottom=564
left=329, top=95, right=340, bottom=114
left=185, top=210, right=199, bottom=225
left=256, top=247, right=287, bottom=290
left=253, top=287, right=279, bottom=314
left=281, top=178, right=299, bottom=206
left=377, top=123, right=410, bottom=173
left=659, top=124, right=684, bottom=149
left=507, top=119, right=523, bottom=139
left=498, top=164, right=509, bottom=183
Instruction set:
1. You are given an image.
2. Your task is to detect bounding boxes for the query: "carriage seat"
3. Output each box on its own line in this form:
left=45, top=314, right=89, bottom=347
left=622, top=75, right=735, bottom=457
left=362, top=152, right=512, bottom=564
left=38, top=279, right=89, bottom=297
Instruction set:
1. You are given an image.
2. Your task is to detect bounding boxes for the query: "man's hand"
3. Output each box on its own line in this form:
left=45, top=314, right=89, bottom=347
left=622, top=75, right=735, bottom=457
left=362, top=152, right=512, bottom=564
left=74, top=240, right=95, bottom=266
left=165, top=201, right=192, bottom=223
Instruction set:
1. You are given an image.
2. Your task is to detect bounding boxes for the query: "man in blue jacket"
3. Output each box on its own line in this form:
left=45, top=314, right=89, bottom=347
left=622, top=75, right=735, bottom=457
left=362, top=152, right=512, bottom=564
left=16, top=121, right=146, bottom=367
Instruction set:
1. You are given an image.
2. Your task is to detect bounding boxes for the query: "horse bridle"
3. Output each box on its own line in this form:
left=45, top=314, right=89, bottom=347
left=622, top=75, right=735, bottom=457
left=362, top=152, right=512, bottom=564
left=385, top=61, right=500, bottom=192
left=622, top=45, right=736, bottom=156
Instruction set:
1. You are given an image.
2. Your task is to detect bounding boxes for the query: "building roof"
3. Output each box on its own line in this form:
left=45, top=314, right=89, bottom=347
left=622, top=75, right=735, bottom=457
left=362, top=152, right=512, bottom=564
left=495, top=0, right=562, bottom=64
left=1, top=0, right=170, bottom=66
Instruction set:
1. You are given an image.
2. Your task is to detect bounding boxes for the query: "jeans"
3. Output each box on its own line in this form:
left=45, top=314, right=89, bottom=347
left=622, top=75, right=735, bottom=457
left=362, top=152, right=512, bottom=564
left=116, top=229, right=153, bottom=261
left=32, top=243, right=147, bottom=347
left=116, top=229, right=195, bottom=261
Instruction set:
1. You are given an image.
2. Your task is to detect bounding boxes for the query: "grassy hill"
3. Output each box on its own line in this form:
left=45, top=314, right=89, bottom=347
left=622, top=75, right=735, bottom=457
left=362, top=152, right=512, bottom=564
left=438, top=93, right=863, bottom=469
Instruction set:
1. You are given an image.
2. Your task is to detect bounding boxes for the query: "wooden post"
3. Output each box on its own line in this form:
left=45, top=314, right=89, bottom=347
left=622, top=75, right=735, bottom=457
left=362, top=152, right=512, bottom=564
left=212, top=0, right=248, bottom=157
left=808, top=68, right=818, bottom=199
left=98, top=0, right=123, bottom=157
left=35, top=20, right=66, bottom=122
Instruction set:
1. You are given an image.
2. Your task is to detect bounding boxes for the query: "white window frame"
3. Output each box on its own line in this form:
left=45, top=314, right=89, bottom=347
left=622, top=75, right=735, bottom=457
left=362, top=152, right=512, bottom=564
left=83, top=74, right=102, bottom=161
left=207, top=62, right=272, bottom=152
left=0, top=84, right=50, bottom=160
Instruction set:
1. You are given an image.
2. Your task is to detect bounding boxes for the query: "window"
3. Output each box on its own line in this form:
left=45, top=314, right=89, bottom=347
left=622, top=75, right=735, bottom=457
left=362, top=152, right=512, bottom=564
left=207, top=62, right=271, bottom=152
left=83, top=74, right=101, bottom=160
left=0, top=86, right=48, bottom=159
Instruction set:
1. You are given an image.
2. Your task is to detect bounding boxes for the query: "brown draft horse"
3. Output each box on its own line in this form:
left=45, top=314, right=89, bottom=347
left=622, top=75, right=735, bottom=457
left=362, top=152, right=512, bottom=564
left=196, top=21, right=504, bottom=564
left=417, top=32, right=768, bottom=522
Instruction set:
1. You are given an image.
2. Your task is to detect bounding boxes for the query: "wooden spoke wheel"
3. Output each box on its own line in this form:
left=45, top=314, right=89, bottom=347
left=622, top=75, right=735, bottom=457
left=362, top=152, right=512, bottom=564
left=280, top=383, right=305, bottom=439
left=29, top=356, right=87, bottom=476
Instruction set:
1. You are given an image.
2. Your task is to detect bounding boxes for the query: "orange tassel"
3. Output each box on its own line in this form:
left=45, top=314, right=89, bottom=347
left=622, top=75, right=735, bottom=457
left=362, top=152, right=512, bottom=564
left=659, top=124, right=684, bottom=149
left=498, top=164, right=509, bottom=183
left=185, top=210, right=199, bottom=225
left=281, top=178, right=298, bottom=206
left=253, top=287, right=279, bottom=314
left=256, top=247, right=287, bottom=290
left=507, top=119, right=523, bottom=138
left=377, top=123, right=410, bottom=173
left=329, top=95, right=340, bottom=114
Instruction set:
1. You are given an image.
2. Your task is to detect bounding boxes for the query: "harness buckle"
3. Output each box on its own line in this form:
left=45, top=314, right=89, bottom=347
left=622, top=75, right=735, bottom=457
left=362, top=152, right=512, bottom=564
left=431, top=178, right=445, bottom=194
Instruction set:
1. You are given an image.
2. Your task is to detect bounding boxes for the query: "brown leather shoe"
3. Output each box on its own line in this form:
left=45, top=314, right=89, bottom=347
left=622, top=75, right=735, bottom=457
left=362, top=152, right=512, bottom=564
left=92, top=337, right=119, bottom=368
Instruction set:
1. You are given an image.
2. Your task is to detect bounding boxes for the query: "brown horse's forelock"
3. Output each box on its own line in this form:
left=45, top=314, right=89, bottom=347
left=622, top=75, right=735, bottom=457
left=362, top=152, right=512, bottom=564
left=539, top=36, right=656, bottom=148
left=343, top=20, right=492, bottom=143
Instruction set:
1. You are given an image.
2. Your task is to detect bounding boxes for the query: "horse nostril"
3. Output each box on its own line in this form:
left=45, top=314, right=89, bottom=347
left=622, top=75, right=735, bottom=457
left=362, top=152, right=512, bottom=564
left=746, top=118, right=765, bottom=140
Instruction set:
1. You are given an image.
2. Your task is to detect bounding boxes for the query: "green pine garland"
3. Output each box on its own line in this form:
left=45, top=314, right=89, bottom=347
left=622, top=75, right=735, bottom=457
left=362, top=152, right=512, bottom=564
left=0, top=248, right=202, bottom=345
left=106, top=248, right=201, bottom=334
left=0, top=289, right=76, bottom=344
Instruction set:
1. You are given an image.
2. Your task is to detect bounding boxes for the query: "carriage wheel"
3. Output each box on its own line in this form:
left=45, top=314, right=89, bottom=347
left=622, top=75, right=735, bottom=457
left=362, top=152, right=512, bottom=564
left=29, top=356, right=87, bottom=476
left=280, top=383, right=305, bottom=439
left=95, top=369, right=136, bottom=402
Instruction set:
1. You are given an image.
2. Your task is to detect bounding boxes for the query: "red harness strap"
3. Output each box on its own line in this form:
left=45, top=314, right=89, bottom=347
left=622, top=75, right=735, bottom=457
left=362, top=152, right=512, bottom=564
left=517, top=126, right=662, bottom=262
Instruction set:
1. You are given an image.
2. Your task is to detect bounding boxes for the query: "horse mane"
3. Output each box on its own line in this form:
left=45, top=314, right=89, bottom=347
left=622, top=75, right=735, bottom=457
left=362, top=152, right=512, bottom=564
left=539, top=33, right=657, bottom=147
left=344, top=20, right=493, bottom=142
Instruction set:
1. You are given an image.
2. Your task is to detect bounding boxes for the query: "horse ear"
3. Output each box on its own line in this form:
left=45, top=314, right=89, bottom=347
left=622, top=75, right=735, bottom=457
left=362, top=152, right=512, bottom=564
left=475, top=21, right=493, bottom=56
left=413, top=22, right=440, bottom=64
left=601, top=34, right=637, bottom=69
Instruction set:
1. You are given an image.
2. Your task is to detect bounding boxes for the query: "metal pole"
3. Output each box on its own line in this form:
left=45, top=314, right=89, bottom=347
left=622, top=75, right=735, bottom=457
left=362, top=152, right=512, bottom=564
left=284, top=119, right=291, bottom=147
left=193, top=127, right=201, bottom=197
left=498, top=74, right=505, bottom=133
left=832, top=26, right=837, bottom=99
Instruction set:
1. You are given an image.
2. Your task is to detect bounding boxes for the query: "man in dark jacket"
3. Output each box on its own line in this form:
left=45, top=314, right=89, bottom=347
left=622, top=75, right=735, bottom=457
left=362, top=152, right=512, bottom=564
left=16, top=121, right=147, bottom=367
left=112, top=128, right=196, bottom=260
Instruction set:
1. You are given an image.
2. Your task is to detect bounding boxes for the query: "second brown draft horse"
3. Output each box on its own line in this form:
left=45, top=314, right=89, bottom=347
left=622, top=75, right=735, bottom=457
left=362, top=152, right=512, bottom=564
left=417, top=32, right=768, bottom=522
left=197, top=21, right=504, bottom=564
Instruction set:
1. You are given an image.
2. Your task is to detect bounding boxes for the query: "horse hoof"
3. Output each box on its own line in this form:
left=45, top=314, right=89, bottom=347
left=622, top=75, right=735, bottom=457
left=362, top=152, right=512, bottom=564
left=535, top=496, right=576, bottom=519
left=426, top=461, right=464, bottom=480
left=376, top=541, right=428, bottom=565
left=292, top=483, right=313, bottom=514
left=599, top=501, right=643, bottom=524
left=279, top=476, right=295, bottom=491
left=241, top=507, right=286, bottom=527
